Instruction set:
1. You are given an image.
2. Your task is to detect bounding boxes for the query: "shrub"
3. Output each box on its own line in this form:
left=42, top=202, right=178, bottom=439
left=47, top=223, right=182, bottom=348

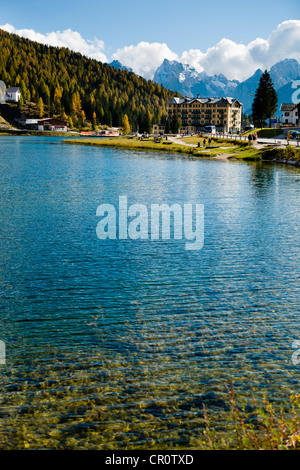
left=260, top=146, right=300, bottom=161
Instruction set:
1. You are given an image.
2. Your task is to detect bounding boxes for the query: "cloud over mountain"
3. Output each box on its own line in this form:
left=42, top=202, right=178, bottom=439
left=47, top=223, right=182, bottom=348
left=1, top=20, right=300, bottom=82
left=113, top=20, right=300, bottom=81
left=0, top=23, right=107, bottom=63
left=112, top=42, right=178, bottom=79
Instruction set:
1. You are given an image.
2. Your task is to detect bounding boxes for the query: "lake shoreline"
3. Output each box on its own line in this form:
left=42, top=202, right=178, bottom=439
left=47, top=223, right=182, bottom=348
left=63, top=136, right=300, bottom=166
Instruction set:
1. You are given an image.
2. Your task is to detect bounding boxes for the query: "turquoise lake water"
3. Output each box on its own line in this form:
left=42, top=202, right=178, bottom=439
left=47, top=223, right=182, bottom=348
left=0, top=136, right=299, bottom=448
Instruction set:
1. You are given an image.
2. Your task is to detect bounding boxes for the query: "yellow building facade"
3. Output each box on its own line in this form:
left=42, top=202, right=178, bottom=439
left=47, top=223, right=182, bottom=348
left=165, top=96, right=242, bottom=134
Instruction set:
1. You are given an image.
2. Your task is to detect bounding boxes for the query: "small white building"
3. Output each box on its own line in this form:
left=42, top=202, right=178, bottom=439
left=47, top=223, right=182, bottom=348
left=280, top=103, right=299, bottom=125
left=24, top=117, right=68, bottom=132
left=5, top=87, right=22, bottom=103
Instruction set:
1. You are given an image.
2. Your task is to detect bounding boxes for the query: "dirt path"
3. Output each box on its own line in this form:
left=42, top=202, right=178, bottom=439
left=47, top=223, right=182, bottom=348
left=167, top=136, right=237, bottom=160
left=167, top=136, right=197, bottom=147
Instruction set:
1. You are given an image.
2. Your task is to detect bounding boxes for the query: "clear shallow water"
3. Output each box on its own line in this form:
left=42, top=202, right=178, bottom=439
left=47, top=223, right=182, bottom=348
left=0, top=136, right=299, bottom=448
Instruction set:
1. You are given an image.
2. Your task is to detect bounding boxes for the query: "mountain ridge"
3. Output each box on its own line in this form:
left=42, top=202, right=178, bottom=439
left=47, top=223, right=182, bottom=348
left=153, top=58, right=300, bottom=114
left=0, top=28, right=176, bottom=130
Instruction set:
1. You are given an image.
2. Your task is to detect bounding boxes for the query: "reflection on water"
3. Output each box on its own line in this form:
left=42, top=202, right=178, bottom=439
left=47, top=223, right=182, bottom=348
left=0, top=136, right=299, bottom=448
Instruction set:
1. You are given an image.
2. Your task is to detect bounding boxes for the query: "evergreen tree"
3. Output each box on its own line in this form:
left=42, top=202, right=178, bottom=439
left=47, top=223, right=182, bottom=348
left=18, top=94, right=24, bottom=109
left=171, top=110, right=181, bottom=134
left=252, top=70, right=278, bottom=128
left=142, top=111, right=152, bottom=134
left=163, top=115, right=170, bottom=134
left=121, top=114, right=131, bottom=134
left=71, top=91, right=82, bottom=118
left=38, top=97, right=44, bottom=118
left=0, top=28, right=179, bottom=130
left=92, top=111, right=97, bottom=131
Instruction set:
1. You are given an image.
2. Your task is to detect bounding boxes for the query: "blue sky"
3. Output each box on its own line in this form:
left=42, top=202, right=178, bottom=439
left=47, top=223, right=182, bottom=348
left=0, top=0, right=299, bottom=80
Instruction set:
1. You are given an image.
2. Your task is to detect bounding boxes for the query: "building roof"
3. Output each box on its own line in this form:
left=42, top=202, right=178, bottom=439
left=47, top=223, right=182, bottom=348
left=6, top=87, right=21, bottom=93
left=166, top=96, right=242, bottom=105
left=167, top=97, right=185, bottom=104
left=25, top=119, right=38, bottom=124
left=280, top=103, right=297, bottom=111
left=37, top=118, right=67, bottom=124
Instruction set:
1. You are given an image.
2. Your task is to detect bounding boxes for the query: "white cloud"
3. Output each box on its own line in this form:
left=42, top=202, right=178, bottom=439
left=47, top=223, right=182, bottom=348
left=112, top=41, right=178, bottom=79
left=187, top=39, right=253, bottom=80
left=0, top=23, right=107, bottom=62
left=112, top=20, right=300, bottom=81
left=179, top=49, right=205, bottom=73
left=259, top=20, right=300, bottom=66
left=1, top=20, right=299, bottom=81
left=179, top=20, right=300, bottom=80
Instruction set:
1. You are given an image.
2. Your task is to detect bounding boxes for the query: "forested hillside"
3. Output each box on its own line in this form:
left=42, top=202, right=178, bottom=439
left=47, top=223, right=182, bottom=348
left=0, top=29, right=176, bottom=130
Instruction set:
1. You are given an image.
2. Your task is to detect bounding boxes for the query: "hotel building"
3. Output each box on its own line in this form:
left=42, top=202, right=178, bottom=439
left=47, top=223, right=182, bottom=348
left=163, top=95, right=242, bottom=134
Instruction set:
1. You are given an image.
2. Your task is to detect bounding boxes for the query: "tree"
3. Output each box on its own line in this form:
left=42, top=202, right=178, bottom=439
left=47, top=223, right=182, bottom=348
left=53, top=85, right=63, bottom=116
left=0, top=28, right=177, bottom=132
left=121, top=114, right=130, bottom=134
left=171, top=110, right=181, bottom=134
left=162, top=114, right=170, bottom=134
left=92, top=111, right=97, bottom=131
left=18, top=94, right=24, bottom=109
left=141, top=111, right=152, bottom=134
left=68, top=115, right=74, bottom=129
left=38, top=97, right=44, bottom=118
left=71, top=91, right=82, bottom=118
left=79, top=110, right=86, bottom=128
left=252, top=70, right=278, bottom=128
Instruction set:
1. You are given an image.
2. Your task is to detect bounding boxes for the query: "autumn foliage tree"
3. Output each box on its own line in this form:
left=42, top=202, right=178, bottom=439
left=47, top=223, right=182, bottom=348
left=0, top=29, right=178, bottom=130
left=121, top=114, right=130, bottom=133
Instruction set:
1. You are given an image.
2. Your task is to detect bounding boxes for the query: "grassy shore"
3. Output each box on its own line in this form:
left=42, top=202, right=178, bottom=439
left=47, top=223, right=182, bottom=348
left=64, top=135, right=199, bottom=155
left=63, top=135, right=247, bottom=158
left=64, top=135, right=300, bottom=164
left=242, top=128, right=283, bottom=138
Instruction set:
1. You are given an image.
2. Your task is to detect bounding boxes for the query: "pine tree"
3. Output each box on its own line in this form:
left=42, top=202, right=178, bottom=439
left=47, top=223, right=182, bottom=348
left=18, top=94, right=24, bottom=109
left=252, top=70, right=278, bottom=128
left=171, top=110, right=181, bottom=134
left=71, top=91, right=82, bottom=118
left=0, top=28, right=178, bottom=130
left=163, top=115, right=170, bottom=134
left=92, top=111, right=97, bottom=130
left=38, top=97, right=44, bottom=118
left=121, top=114, right=131, bottom=134
left=68, top=115, right=74, bottom=129
left=53, top=85, right=63, bottom=116
left=142, top=111, right=152, bottom=134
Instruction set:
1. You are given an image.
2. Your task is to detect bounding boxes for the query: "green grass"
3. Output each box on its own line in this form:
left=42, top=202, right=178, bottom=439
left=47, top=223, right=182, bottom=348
left=63, top=135, right=300, bottom=164
left=64, top=136, right=246, bottom=158
left=181, top=136, right=235, bottom=147
left=64, top=136, right=198, bottom=155
left=243, top=128, right=283, bottom=138
left=181, top=135, right=249, bottom=147
left=228, top=147, right=263, bottom=161
left=259, top=145, right=300, bottom=162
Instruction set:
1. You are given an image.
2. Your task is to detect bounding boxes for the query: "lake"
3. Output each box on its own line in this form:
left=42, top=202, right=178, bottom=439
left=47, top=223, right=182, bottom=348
left=0, top=135, right=299, bottom=449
